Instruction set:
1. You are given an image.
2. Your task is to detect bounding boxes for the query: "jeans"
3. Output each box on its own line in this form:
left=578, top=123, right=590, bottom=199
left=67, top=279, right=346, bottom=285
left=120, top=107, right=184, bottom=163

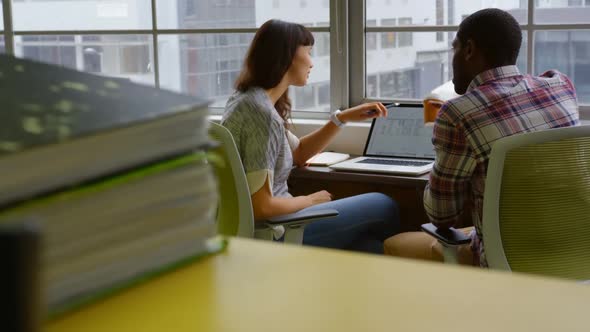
left=300, top=193, right=400, bottom=254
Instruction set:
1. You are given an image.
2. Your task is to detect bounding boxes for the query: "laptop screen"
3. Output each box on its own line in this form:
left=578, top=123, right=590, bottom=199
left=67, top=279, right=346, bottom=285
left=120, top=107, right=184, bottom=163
left=364, top=104, right=435, bottom=159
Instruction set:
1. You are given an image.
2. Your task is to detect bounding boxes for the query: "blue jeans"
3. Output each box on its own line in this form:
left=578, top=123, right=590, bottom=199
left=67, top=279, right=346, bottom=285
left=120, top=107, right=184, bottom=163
left=300, top=193, right=400, bottom=254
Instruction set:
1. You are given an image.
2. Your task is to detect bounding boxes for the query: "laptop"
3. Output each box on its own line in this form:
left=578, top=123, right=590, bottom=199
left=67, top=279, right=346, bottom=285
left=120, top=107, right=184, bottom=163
left=330, top=104, right=435, bottom=176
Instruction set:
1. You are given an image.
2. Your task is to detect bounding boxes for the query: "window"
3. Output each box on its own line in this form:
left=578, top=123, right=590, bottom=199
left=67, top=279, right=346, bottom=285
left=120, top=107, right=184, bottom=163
left=361, top=1, right=589, bottom=115
left=317, top=82, right=330, bottom=106
left=436, top=0, right=444, bottom=42
left=2, top=1, right=589, bottom=118
left=367, top=74, right=377, bottom=97
left=366, top=19, right=377, bottom=51
left=397, top=18, right=412, bottom=47
left=290, top=82, right=331, bottom=112
left=293, top=84, right=315, bottom=109
left=15, top=34, right=154, bottom=86
left=186, top=0, right=197, bottom=16
left=3, top=0, right=331, bottom=115
left=314, top=29, right=330, bottom=57
left=20, top=35, right=76, bottom=70
left=11, top=0, right=152, bottom=31
left=365, top=1, right=529, bottom=99
left=158, top=33, right=253, bottom=105
left=380, top=19, right=396, bottom=49
left=535, top=0, right=590, bottom=23
left=535, top=30, right=590, bottom=104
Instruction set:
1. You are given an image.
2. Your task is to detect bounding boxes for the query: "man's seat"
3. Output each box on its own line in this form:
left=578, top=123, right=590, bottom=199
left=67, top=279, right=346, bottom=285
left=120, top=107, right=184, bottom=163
left=423, top=126, right=590, bottom=280
left=209, top=122, right=338, bottom=244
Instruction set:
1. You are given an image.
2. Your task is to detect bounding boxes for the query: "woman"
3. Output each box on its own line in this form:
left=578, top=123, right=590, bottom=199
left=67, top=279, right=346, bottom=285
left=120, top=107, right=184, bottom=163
left=222, top=19, right=400, bottom=254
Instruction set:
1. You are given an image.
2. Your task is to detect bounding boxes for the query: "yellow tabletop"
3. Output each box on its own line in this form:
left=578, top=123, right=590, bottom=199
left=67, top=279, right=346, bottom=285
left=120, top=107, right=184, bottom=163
left=46, top=237, right=590, bottom=332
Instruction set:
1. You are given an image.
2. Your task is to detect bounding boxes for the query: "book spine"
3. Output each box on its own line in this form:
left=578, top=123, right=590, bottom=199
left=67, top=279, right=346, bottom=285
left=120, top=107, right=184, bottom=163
left=0, top=222, right=42, bottom=332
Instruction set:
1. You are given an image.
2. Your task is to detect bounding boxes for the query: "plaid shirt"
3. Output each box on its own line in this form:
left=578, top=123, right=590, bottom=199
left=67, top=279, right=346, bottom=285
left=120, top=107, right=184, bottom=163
left=424, top=65, right=579, bottom=266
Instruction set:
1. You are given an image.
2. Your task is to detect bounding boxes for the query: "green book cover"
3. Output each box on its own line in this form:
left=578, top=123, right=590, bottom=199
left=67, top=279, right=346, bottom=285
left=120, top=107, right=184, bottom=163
left=0, top=54, right=211, bottom=206
left=0, top=54, right=208, bottom=155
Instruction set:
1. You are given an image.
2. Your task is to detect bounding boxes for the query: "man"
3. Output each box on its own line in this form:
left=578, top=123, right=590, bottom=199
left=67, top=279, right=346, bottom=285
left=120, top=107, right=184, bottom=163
left=384, top=8, right=579, bottom=266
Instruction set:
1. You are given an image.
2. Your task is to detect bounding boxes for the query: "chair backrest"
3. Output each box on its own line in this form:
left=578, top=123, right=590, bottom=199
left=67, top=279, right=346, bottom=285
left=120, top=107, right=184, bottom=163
left=483, top=125, right=590, bottom=280
left=209, top=122, right=255, bottom=238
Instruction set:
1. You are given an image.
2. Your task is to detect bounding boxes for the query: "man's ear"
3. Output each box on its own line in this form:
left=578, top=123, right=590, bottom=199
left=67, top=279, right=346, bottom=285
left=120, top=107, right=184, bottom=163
left=463, top=39, right=476, bottom=61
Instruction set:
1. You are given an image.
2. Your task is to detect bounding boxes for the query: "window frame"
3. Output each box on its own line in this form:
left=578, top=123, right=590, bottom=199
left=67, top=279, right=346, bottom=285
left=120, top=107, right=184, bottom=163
left=350, top=0, right=590, bottom=119
left=0, top=0, right=344, bottom=120
left=2, top=1, right=589, bottom=119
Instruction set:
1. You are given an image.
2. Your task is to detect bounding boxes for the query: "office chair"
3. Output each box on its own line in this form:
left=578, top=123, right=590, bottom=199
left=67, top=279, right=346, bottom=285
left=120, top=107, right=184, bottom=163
left=422, top=126, right=590, bottom=280
left=208, top=122, right=338, bottom=244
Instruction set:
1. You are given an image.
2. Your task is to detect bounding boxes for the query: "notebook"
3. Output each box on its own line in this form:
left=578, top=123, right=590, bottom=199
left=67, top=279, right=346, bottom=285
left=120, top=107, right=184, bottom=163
left=330, top=104, right=435, bottom=176
left=306, top=152, right=350, bottom=166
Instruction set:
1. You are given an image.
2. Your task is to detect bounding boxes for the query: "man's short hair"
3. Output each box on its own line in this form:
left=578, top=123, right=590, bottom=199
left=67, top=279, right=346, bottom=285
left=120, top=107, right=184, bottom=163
left=457, top=8, right=522, bottom=67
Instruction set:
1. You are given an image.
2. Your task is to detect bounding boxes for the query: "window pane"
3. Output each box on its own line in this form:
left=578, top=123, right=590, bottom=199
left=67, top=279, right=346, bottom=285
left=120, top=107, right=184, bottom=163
left=366, top=31, right=526, bottom=99
left=0, top=36, right=4, bottom=53
left=157, top=0, right=329, bottom=29
left=159, top=32, right=330, bottom=111
left=158, top=33, right=254, bottom=107
left=15, top=34, right=154, bottom=86
left=367, top=31, right=452, bottom=99
left=11, top=0, right=152, bottom=31
left=517, top=32, right=528, bottom=74
left=366, top=19, right=377, bottom=51
left=534, top=1, right=590, bottom=24
left=535, top=30, right=590, bottom=104
left=367, top=0, right=526, bottom=26
left=291, top=32, right=330, bottom=112
left=0, top=4, right=3, bottom=28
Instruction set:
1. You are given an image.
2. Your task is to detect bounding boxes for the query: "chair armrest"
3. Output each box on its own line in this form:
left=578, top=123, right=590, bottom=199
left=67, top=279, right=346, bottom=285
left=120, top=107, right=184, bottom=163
left=264, top=209, right=339, bottom=227
left=421, top=223, right=471, bottom=246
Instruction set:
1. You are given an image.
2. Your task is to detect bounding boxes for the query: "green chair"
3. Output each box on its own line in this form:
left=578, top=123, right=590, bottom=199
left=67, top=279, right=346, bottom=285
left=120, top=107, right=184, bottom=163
left=423, top=126, right=590, bottom=280
left=209, top=122, right=338, bottom=244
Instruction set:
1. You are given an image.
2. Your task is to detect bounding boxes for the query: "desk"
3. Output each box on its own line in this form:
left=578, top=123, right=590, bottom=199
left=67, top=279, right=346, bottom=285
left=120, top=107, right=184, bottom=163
left=46, top=237, right=590, bottom=332
left=289, top=166, right=472, bottom=231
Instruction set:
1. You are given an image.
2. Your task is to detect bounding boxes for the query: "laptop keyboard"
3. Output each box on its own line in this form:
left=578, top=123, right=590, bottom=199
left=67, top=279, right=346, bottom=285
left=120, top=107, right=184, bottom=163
left=356, top=158, right=431, bottom=167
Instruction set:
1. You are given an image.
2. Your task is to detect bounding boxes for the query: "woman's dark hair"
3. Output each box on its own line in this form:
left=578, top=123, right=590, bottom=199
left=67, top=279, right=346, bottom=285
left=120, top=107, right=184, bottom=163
left=235, top=19, right=314, bottom=126
left=457, top=8, right=522, bottom=67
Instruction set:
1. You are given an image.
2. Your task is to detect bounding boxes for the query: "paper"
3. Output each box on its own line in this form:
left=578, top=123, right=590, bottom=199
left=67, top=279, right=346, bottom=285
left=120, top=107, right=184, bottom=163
left=306, top=152, right=350, bottom=166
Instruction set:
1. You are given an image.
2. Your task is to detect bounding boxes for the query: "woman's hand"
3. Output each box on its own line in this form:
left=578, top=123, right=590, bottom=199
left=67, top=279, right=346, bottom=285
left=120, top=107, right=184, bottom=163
left=307, top=190, right=332, bottom=206
left=338, top=102, right=388, bottom=123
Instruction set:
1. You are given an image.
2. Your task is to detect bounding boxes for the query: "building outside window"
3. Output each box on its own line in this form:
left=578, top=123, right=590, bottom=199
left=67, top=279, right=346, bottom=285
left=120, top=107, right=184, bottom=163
left=397, top=17, right=412, bottom=47
left=3, top=0, right=330, bottom=113
left=380, top=18, right=396, bottom=49
left=365, top=0, right=590, bottom=108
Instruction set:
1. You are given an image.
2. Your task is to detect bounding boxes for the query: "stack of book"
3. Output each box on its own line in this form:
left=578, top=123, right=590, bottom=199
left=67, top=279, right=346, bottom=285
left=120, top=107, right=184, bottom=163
left=0, top=55, right=220, bottom=316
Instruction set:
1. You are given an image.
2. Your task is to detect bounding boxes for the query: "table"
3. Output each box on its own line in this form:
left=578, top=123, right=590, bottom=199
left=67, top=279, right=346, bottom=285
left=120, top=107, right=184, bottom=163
left=47, top=237, right=590, bottom=332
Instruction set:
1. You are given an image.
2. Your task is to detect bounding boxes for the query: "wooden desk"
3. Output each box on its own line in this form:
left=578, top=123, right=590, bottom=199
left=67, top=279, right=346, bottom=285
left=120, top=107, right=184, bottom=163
left=289, top=166, right=472, bottom=231
left=46, top=237, right=590, bottom=332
